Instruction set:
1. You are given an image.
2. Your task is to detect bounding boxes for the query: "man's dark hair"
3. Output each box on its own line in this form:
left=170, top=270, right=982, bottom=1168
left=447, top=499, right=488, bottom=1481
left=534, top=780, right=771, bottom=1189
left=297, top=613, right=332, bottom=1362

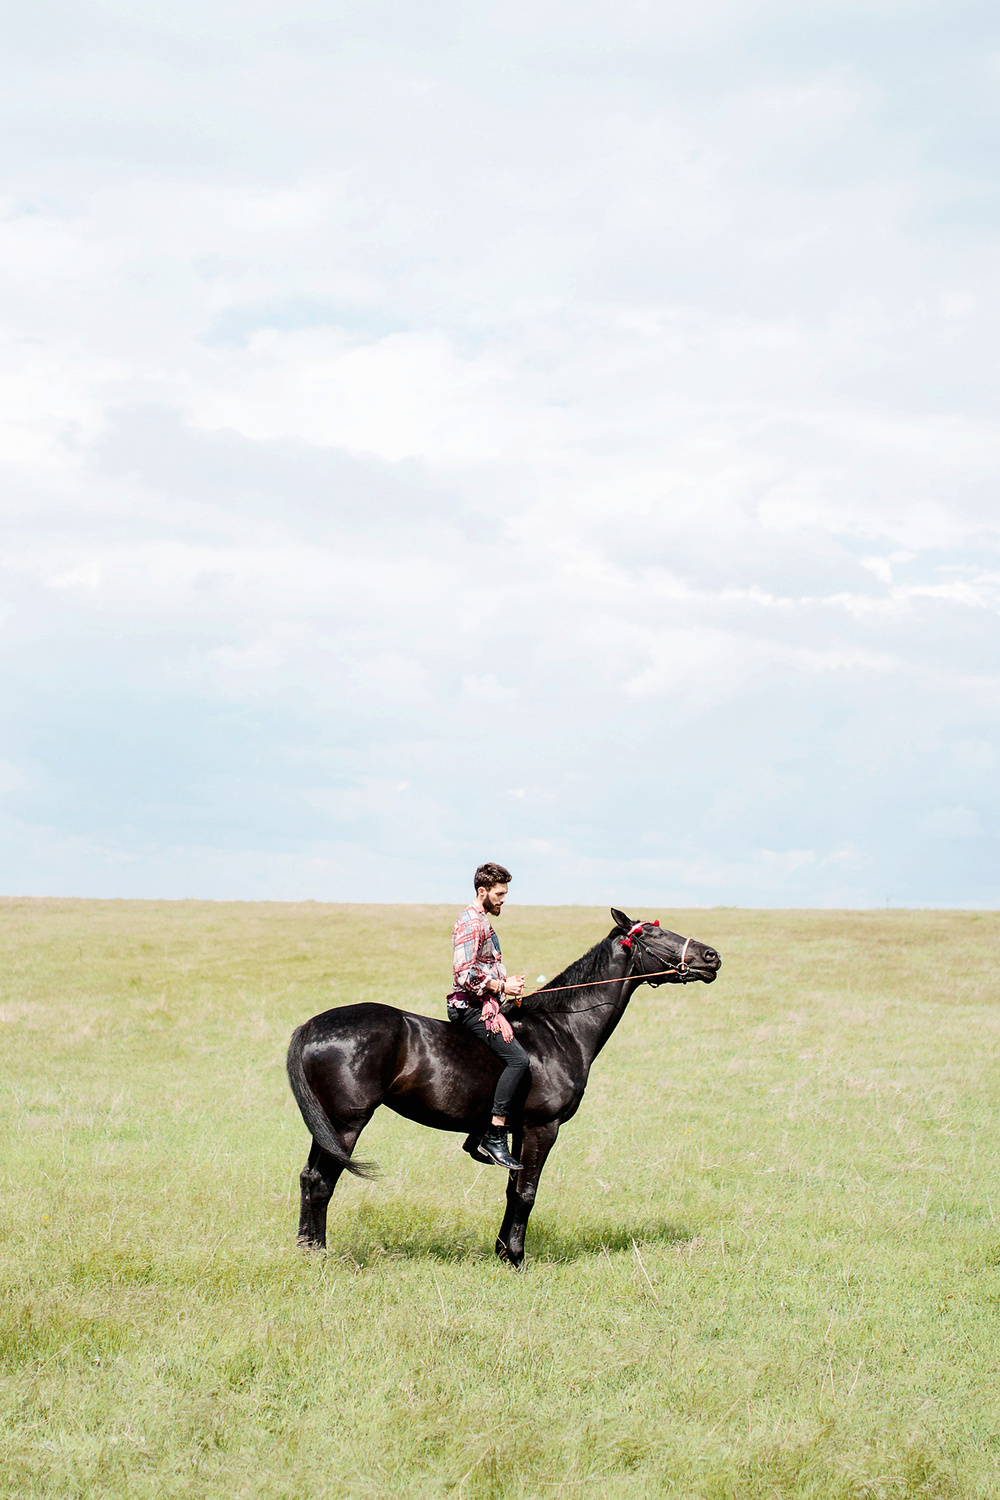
left=474, top=862, right=512, bottom=892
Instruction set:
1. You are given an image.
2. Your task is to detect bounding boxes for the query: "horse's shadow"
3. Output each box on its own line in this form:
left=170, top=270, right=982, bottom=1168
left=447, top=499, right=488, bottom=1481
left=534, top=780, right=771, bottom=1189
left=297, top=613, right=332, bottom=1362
left=326, top=1199, right=693, bottom=1267
left=525, top=1216, right=692, bottom=1264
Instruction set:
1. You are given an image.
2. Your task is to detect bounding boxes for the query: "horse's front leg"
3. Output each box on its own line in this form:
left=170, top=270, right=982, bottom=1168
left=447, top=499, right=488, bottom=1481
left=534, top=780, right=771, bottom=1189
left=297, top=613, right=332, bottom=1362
left=495, top=1121, right=559, bottom=1270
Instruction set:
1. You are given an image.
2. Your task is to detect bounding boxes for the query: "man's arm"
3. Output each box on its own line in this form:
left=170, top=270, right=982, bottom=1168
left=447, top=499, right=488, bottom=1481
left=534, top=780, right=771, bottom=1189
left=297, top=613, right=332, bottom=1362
left=453, top=911, right=524, bottom=999
left=452, top=911, right=499, bottom=996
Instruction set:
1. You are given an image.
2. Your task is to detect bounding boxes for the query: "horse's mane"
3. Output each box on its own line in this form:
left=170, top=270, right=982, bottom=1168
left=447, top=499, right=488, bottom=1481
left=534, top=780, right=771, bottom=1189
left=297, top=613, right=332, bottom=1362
left=512, top=932, right=617, bottom=1014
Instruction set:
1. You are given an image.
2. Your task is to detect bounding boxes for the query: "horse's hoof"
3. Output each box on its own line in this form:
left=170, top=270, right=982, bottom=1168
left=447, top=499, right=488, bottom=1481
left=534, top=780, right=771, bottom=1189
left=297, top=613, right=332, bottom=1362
left=296, top=1234, right=326, bottom=1252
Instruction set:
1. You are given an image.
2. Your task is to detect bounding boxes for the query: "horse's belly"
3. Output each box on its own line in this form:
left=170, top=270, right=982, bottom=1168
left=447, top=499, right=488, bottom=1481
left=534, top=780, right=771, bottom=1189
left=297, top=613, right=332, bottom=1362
left=382, top=1095, right=482, bottom=1131
left=382, top=1019, right=503, bottom=1130
left=382, top=1067, right=496, bottom=1131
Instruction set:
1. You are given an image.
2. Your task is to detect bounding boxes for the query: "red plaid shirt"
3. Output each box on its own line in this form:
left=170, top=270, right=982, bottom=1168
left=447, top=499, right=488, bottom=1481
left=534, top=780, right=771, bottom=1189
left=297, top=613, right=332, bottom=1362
left=451, top=904, right=504, bottom=1001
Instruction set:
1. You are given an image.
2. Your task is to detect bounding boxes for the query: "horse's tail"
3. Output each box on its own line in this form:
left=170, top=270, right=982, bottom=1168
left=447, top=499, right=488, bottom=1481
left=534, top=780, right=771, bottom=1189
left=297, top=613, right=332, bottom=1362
left=286, top=1024, right=378, bottom=1179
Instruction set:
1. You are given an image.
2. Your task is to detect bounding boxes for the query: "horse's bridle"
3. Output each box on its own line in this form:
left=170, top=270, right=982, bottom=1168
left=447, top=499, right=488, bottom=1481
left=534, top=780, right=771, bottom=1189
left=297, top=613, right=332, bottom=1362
left=623, top=924, right=693, bottom=987
left=514, top=922, right=695, bottom=1013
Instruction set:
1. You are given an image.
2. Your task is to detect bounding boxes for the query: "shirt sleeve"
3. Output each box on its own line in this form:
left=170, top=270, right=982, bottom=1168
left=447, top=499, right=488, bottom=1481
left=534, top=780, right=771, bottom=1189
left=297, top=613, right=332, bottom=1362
left=452, top=910, right=502, bottom=996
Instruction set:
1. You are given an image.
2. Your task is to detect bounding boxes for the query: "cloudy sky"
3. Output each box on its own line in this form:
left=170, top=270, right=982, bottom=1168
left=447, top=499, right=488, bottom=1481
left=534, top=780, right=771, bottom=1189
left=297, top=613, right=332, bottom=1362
left=2, top=0, right=998, bottom=906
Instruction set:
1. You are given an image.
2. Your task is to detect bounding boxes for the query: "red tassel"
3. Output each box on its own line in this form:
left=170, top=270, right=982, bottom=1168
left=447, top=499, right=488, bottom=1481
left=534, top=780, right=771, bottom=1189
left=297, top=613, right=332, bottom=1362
left=622, top=921, right=645, bottom=950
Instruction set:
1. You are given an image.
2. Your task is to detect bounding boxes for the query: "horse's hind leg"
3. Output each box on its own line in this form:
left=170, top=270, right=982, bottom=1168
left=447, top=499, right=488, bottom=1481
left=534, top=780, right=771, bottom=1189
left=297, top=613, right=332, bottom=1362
left=297, top=1142, right=341, bottom=1249
left=495, top=1121, right=558, bottom=1270
left=297, top=1116, right=372, bottom=1250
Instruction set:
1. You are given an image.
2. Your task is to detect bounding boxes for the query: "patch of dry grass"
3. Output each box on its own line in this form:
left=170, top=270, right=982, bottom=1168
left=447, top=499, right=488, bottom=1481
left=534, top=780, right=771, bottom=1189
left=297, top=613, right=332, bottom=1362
left=1, top=899, right=999, bottom=1497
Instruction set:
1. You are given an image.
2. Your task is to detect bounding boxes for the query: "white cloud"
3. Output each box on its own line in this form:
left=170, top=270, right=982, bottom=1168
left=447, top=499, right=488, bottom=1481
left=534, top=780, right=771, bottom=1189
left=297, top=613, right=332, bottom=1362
left=918, top=807, right=985, bottom=841
left=0, top=0, right=999, bottom=905
left=953, top=739, right=995, bottom=771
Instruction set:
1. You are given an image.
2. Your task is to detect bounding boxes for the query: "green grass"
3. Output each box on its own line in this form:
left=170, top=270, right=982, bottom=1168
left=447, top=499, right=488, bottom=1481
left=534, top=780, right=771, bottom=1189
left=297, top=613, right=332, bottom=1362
left=2, top=899, right=1000, bottom=1498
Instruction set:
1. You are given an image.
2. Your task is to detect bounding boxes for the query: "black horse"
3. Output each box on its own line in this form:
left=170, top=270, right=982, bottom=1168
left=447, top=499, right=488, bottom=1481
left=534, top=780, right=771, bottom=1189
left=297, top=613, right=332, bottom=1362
left=287, top=909, right=721, bottom=1267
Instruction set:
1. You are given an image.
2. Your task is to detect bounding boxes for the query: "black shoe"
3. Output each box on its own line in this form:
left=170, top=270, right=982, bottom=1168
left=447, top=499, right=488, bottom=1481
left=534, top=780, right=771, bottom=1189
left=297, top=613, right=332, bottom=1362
left=462, top=1134, right=493, bottom=1165
left=479, top=1126, right=523, bottom=1171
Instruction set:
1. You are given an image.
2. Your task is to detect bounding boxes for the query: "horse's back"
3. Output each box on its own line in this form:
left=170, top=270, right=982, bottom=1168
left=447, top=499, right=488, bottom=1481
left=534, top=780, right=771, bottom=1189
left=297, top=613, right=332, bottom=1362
left=294, top=1001, right=503, bottom=1129
left=299, top=1000, right=414, bottom=1035
left=296, top=1001, right=477, bottom=1071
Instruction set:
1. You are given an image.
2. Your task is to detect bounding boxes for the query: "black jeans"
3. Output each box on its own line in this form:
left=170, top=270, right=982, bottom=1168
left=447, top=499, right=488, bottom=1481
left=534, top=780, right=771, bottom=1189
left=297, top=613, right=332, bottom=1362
left=448, top=1005, right=531, bottom=1120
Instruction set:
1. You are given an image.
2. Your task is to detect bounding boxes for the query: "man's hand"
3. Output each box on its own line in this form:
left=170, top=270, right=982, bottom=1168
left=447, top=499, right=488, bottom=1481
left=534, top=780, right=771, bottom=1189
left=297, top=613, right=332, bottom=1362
left=481, top=996, right=515, bottom=1042
left=503, top=973, right=525, bottom=1000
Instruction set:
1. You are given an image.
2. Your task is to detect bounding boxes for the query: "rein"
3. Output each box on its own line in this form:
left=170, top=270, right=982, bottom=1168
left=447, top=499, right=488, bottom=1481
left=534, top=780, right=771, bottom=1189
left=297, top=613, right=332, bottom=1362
left=514, top=929, right=694, bottom=1014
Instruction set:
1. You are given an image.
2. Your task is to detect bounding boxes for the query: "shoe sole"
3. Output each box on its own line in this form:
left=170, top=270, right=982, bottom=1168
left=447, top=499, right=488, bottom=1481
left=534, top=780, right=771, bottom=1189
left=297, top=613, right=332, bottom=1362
left=482, top=1152, right=524, bottom=1170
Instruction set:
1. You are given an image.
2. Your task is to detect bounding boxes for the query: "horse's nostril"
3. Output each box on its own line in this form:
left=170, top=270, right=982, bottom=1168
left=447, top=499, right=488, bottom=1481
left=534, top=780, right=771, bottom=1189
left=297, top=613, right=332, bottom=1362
left=705, top=950, right=718, bottom=962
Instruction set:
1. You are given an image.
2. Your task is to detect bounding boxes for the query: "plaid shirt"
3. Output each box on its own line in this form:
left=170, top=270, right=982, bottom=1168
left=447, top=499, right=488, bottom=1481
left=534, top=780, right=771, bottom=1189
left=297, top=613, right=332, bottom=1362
left=451, top=904, right=504, bottom=1002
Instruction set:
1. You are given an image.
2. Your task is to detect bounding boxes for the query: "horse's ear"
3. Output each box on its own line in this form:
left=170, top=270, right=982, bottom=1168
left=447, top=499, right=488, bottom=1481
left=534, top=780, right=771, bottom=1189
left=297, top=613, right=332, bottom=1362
left=610, top=908, right=633, bottom=931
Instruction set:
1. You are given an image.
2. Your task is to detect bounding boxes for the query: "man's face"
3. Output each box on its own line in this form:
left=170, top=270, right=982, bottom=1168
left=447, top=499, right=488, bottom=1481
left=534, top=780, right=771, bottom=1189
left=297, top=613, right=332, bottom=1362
left=479, top=883, right=508, bottom=916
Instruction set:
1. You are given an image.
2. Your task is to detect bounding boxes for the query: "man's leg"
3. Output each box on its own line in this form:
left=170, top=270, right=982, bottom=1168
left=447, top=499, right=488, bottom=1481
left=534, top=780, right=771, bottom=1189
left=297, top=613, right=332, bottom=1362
left=459, top=1009, right=530, bottom=1169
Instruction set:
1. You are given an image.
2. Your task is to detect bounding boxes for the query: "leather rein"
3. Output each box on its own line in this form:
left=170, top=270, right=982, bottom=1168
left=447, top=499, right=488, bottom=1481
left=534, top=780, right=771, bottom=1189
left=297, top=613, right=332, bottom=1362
left=512, top=925, right=694, bottom=1014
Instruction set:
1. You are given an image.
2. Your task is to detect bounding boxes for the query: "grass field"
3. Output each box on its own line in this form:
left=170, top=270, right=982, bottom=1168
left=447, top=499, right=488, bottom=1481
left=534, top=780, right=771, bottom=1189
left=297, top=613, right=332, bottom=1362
left=2, top=898, right=999, bottom=1499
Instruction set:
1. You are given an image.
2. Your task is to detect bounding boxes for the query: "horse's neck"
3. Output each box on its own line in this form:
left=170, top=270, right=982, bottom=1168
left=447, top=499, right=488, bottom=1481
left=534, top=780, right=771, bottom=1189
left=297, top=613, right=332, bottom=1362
left=554, top=959, right=638, bottom=1062
left=589, top=978, right=640, bottom=1059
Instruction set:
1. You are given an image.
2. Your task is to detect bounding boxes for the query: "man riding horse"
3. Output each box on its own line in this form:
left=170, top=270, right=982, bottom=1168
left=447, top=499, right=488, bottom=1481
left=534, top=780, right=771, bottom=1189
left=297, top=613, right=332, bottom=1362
left=287, top=898, right=722, bottom=1265
left=447, top=862, right=529, bottom=1170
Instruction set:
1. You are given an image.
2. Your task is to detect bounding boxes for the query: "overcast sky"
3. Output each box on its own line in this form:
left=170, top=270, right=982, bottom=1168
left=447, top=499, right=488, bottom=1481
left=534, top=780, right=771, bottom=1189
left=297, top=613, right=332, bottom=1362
left=1, top=0, right=998, bottom=907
